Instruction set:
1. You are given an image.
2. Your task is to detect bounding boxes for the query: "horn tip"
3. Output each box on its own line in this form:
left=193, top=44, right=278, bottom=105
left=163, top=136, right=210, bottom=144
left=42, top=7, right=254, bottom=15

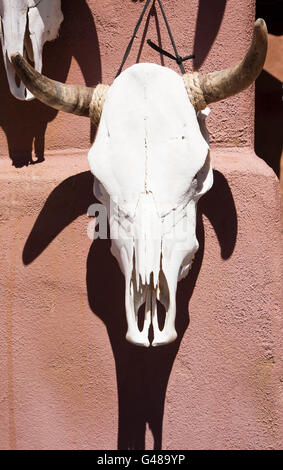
left=254, top=18, right=268, bottom=56
left=254, top=18, right=268, bottom=35
left=11, top=52, right=23, bottom=65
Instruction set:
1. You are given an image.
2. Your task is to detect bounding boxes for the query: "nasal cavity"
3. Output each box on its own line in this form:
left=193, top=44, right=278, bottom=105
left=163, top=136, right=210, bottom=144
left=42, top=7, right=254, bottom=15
left=137, top=303, right=145, bottom=332
left=157, top=300, right=166, bottom=331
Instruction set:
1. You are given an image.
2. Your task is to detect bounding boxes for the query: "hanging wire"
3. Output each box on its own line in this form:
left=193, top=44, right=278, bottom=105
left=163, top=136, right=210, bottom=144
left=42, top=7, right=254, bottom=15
left=116, top=0, right=194, bottom=77
left=116, top=0, right=153, bottom=78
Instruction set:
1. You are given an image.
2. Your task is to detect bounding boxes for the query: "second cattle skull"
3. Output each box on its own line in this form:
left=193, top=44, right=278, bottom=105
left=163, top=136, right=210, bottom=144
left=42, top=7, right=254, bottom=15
left=11, top=19, right=267, bottom=346
left=0, top=0, right=63, bottom=100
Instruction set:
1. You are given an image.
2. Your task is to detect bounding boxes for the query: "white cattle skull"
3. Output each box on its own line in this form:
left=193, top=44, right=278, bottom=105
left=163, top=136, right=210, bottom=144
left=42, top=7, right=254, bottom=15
left=0, top=0, right=63, bottom=100
left=11, top=19, right=267, bottom=346
left=89, top=64, right=213, bottom=347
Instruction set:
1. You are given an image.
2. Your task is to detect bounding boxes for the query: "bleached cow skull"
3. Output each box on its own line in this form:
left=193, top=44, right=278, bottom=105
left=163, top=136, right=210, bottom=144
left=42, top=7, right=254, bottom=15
left=11, top=19, right=267, bottom=346
left=0, top=0, right=63, bottom=99
left=90, top=64, right=214, bottom=347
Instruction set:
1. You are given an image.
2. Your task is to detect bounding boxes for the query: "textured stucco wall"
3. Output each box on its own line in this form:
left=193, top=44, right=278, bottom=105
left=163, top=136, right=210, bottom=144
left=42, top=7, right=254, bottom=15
left=0, top=0, right=282, bottom=450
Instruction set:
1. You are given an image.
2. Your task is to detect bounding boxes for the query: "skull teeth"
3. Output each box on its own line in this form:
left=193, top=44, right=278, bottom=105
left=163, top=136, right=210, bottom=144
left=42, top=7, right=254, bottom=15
left=125, top=272, right=177, bottom=347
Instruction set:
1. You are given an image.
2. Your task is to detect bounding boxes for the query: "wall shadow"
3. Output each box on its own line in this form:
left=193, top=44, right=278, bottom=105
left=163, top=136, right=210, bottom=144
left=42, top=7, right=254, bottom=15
left=255, top=1, right=283, bottom=178
left=256, top=0, right=283, bottom=36
left=193, top=0, right=226, bottom=70
left=22, top=169, right=237, bottom=449
left=0, top=0, right=101, bottom=167
left=255, top=70, right=282, bottom=177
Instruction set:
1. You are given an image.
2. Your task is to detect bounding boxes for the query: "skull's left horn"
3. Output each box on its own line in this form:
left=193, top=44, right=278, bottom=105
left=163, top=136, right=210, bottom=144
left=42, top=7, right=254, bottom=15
left=184, top=19, right=268, bottom=110
left=11, top=52, right=108, bottom=125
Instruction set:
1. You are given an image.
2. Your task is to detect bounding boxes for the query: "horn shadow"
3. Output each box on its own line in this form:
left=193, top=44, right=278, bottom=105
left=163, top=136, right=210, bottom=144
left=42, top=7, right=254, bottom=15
left=193, top=0, right=226, bottom=70
left=0, top=0, right=101, bottom=167
left=22, top=171, right=95, bottom=265
left=200, top=169, right=237, bottom=260
left=22, top=168, right=237, bottom=449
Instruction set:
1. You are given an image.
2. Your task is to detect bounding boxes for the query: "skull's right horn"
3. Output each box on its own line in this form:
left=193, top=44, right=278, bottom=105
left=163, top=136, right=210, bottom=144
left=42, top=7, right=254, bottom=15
left=184, top=19, right=268, bottom=110
left=11, top=52, right=108, bottom=125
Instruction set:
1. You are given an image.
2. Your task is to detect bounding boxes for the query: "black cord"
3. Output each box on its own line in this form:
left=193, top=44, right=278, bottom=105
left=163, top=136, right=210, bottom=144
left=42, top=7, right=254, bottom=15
left=148, top=0, right=195, bottom=72
left=147, top=39, right=194, bottom=65
left=156, top=0, right=185, bottom=73
left=115, top=0, right=153, bottom=78
left=116, top=0, right=194, bottom=77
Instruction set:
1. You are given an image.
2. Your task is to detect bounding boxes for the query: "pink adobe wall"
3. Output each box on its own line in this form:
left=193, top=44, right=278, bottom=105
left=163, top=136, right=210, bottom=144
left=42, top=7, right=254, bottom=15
left=0, top=0, right=282, bottom=450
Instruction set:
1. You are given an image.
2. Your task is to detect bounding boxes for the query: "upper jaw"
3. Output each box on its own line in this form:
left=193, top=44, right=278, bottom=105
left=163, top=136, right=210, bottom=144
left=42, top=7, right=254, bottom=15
left=124, top=269, right=177, bottom=348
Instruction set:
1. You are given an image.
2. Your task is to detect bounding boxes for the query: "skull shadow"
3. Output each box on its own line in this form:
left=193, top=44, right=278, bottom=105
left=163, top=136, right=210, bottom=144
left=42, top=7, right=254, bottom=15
left=22, top=169, right=237, bottom=450
left=0, top=0, right=101, bottom=167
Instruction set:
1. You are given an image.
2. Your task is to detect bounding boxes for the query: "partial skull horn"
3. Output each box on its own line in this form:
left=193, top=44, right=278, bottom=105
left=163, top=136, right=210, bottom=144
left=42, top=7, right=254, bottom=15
left=0, top=0, right=64, bottom=101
